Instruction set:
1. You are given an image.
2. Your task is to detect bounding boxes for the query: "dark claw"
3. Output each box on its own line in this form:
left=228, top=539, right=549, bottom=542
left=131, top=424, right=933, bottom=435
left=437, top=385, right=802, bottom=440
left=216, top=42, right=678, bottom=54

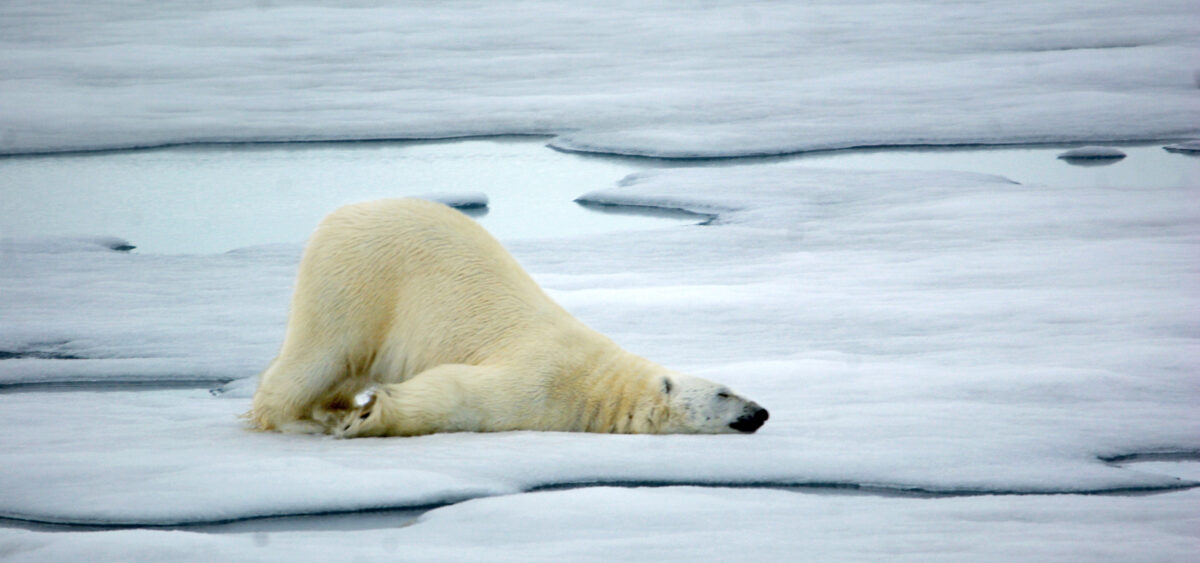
left=359, top=410, right=371, bottom=420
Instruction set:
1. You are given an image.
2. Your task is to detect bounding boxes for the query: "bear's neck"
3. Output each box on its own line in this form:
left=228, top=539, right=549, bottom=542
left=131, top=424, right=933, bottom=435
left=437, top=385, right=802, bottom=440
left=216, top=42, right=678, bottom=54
left=574, top=349, right=670, bottom=434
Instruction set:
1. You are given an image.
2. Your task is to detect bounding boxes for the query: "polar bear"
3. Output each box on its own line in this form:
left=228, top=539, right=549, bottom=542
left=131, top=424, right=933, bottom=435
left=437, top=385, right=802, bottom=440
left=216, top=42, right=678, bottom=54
left=249, top=198, right=767, bottom=437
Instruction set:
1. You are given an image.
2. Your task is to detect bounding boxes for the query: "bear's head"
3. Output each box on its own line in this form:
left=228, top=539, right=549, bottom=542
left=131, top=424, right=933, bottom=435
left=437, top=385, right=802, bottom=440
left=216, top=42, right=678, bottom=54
left=658, top=372, right=768, bottom=434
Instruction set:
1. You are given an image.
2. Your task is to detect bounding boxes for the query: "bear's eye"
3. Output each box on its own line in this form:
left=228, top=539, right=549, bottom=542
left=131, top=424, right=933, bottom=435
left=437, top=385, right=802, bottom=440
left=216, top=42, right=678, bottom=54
left=716, top=392, right=730, bottom=400
left=662, top=378, right=673, bottom=394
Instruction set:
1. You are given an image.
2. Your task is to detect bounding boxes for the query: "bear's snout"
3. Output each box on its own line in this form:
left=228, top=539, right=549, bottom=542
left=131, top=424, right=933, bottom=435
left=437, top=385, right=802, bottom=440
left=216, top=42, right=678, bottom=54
left=729, top=404, right=768, bottom=433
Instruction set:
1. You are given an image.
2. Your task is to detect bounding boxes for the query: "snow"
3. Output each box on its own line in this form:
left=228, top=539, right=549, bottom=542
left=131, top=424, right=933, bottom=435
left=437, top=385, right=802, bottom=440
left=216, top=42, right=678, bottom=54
left=0, top=241, right=295, bottom=386
left=1056, top=146, right=1127, bottom=159
left=3, top=1, right=1200, bottom=559
left=1, top=1, right=1198, bottom=157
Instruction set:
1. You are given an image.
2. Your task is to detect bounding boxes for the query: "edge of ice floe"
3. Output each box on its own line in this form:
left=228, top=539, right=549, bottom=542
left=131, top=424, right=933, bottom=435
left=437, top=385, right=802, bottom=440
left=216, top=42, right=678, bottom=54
left=526, top=473, right=1199, bottom=498
left=1163, top=140, right=1200, bottom=153
left=420, top=192, right=489, bottom=210
left=1, top=470, right=1195, bottom=529
left=574, top=172, right=733, bottom=221
left=547, top=134, right=1189, bottom=160
left=0, top=492, right=488, bottom=529
left=0, top=236, right=135, bottom=254
left=1097, top=450, right=1200, bottom=464
left=1056, top=146, right=1126, bottom=159
left=0, top=133, right=558, bottom=158
left=5, top=131, right=1198, bottom=160
left=572, top=197, right=721, bottom=225
left=0, top=357, right=248, bottom=389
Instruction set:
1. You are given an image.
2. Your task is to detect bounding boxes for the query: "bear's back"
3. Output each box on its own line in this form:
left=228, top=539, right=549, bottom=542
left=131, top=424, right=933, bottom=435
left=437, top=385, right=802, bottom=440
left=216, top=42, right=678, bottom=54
left=295, top=198, right=568, bottom=375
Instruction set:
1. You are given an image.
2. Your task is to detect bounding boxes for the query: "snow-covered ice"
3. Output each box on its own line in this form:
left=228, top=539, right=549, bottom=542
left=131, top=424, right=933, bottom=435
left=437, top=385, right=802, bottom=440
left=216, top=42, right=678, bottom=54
left=1, top=1, right=1197, bottom=157
left=3, top=166, right=1197, bottom=528
left=0, top=239, right=295, bottom=386
left=3, top=1, right=1200, bottom=560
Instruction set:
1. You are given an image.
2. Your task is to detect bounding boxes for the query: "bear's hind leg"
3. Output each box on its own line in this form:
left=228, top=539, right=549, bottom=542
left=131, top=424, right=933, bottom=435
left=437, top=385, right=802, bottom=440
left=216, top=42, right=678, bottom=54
left=330, top=364, right=514, bottom=438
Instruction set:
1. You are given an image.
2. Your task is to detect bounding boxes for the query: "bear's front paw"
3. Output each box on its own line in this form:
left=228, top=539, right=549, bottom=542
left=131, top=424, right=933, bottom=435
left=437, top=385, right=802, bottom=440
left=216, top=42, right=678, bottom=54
left=333, top=387, right=380, bottom=438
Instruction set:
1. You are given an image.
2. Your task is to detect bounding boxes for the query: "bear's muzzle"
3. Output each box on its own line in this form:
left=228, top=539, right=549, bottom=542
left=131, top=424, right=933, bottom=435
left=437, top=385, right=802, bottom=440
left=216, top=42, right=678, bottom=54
left=729, top=404, right=769, bottom=433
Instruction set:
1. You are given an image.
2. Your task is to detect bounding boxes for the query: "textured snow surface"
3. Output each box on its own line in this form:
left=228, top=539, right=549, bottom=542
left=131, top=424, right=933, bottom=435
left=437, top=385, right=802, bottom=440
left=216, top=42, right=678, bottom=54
left=1, top=0, right=1198, bottom=157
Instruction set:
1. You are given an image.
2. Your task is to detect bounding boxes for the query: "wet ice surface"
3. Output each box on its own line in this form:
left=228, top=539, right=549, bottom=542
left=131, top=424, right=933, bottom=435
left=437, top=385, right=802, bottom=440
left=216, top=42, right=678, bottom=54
left=3, top=1, right=1200, bottom=559
left=3, top=141, right=1195, bottom=254
left=0, top=140, right=698, bottom=254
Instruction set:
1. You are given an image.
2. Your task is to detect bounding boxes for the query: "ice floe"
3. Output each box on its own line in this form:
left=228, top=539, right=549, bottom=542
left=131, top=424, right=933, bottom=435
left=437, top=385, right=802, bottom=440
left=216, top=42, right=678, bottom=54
left=1, top=1, right=1197, bottom=157
left=2, top=166, right=1196, bottom=529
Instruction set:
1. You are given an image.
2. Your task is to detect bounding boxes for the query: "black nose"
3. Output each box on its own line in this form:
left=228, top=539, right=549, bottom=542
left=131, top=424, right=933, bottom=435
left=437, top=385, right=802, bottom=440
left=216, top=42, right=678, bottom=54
left=729, top=407, right=769, bottom=433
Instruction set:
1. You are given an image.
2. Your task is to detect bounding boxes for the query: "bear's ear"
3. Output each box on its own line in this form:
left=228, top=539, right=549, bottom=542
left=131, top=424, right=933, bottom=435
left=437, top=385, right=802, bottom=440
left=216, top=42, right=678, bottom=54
left=661, top=377, right=673, bottom=395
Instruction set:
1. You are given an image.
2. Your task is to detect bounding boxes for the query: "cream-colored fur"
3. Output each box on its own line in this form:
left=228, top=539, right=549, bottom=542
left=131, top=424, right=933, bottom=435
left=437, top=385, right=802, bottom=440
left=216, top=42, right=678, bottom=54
left=249, top=198, right=766, bottom=437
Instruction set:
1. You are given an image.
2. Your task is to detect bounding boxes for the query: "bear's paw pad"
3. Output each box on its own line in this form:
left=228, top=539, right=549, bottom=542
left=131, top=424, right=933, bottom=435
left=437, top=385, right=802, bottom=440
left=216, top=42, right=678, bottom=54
left=332, top=387, right=379, bottom=438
